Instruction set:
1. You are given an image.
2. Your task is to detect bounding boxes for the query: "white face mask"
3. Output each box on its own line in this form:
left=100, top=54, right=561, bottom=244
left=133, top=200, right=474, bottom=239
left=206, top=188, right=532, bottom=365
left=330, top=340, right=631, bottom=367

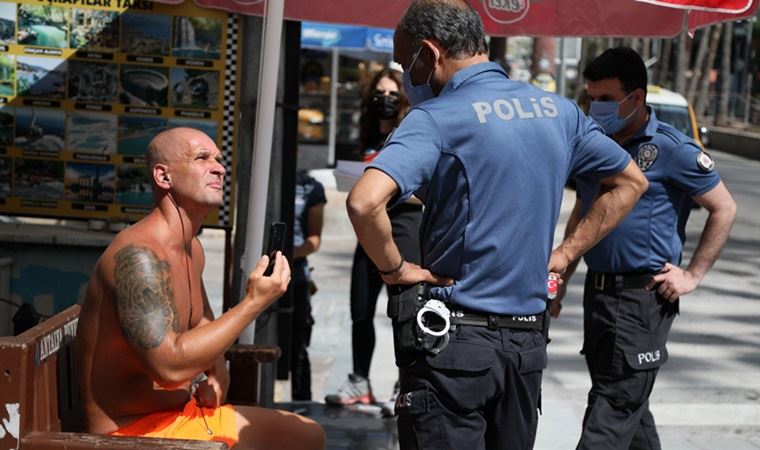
left=402, top=46, right=435, bottom=106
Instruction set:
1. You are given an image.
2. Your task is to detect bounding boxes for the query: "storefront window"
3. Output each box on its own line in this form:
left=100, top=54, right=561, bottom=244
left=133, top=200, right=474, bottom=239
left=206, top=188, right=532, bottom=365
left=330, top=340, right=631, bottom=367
left=298, top=48, right=392, bottom=163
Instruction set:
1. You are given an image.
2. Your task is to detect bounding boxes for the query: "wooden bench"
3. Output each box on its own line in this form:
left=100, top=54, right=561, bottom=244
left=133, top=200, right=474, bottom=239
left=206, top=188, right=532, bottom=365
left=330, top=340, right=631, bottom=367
left=0, top=305, right=280, bottom=450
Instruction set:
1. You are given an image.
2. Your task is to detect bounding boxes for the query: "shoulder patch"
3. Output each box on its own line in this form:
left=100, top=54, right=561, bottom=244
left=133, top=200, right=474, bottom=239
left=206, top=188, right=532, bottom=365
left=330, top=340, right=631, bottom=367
left=637, top=143, right=659, bottom=172
left=697, top=151, right=715, bottom=172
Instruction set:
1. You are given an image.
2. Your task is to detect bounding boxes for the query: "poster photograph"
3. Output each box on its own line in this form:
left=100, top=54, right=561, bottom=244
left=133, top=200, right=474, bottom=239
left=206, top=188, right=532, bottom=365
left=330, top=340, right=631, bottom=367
left=0, top=157, right=10, bottom=197
left=17, top=56, right=66, bottom=99
left=64, top=162, right=115, bottom=203
left=70, top=9, right=119, bottom=52
left=13, top=158, right=64, bottom=200
left=121, top=64, right=169, bottom=107
left=68, top=60, right=119, bottom=103
left=172, top=16, right=222, bottom=60
left=15, top=107, right=65, bottom=151
left=170, top=68, right=219, bottom=110
left=121, top=12, right=171, bottom=56
left=67, top=111, right=117, bottom=154
left=118, top=115, right=166, bottom=156
left=0, top=3, right=16, bottom=45
left=0, top=55, right=14, bottom=97
left=116, top=164, right=152, bottom=206
left=17, top=4, right=68, bottom=48
left=0, top=106, right=13, bottom=146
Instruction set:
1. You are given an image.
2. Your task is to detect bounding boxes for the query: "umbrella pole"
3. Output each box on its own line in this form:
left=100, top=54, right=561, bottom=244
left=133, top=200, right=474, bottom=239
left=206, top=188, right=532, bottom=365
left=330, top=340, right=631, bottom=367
left=239, top=0, right=285, bottom=345
left=558, top=37, right=567, bottom=97
left=328, top=47, right=339, bottom=166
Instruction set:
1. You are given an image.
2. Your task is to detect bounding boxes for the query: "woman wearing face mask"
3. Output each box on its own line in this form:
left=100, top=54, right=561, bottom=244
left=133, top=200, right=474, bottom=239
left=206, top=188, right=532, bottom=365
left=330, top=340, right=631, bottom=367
left=325, top=67, right=420, bottom=416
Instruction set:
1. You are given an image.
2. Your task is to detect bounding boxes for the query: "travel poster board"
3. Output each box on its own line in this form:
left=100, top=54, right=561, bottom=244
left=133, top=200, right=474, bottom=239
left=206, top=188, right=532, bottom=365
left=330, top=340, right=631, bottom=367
left=0, top=0, right=240, bottom=227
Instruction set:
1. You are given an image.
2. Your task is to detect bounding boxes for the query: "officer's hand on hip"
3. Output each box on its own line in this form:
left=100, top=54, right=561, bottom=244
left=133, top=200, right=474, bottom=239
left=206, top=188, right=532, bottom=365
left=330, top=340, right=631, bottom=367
left=646, top=263, right=699, bottom=302
left=381, top=261, right=454, bottom=286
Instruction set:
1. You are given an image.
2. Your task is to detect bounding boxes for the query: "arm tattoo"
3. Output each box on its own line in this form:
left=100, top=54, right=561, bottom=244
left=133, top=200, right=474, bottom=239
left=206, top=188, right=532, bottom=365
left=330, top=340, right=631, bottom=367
left=114, top=245, right=180, bottom=349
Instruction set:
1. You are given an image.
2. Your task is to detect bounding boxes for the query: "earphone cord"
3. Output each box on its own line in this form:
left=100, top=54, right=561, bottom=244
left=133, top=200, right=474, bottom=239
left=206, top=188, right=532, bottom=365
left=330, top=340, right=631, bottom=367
left=170, top=193, right=212, bottom=434
left=168, top=193, right=193, bottom=330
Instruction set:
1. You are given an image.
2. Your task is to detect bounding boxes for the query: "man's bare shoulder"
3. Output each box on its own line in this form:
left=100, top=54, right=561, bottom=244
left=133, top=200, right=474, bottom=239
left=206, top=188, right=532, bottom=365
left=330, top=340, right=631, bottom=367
left=89, top=226, right=179, bottom=350
left=94, top=225, right=160, bottom=280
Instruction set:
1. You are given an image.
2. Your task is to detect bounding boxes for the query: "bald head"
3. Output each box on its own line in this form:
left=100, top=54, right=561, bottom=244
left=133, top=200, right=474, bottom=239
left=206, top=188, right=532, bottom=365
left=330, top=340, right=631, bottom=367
left=147, top=127, right=192, bottom=171
left=398, top=0, right=487, bottom=58
left=146, top=127, right=219, bottom=194
left=147, top=127, right=218, bottom=170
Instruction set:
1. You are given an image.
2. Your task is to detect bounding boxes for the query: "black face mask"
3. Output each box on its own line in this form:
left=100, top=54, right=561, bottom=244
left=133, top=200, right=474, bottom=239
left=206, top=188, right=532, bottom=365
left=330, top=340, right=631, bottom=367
left=369, top=92, right=400, bottom=119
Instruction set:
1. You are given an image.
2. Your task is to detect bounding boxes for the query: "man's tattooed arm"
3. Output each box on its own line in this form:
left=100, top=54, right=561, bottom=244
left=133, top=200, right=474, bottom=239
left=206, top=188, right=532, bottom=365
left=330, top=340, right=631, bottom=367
left=114, top=245, right=180, bottom=349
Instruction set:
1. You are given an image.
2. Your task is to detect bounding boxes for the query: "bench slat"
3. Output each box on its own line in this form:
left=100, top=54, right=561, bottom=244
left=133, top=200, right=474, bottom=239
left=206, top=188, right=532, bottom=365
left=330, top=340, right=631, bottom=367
left=22, top=431, right=229, bottom=450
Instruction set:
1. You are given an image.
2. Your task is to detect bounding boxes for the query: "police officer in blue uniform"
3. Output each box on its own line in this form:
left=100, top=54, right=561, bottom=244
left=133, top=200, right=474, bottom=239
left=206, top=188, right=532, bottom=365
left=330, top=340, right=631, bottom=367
left=346, top=2, right=648, bottom=449
left=553, top=47, right=737, bottom=450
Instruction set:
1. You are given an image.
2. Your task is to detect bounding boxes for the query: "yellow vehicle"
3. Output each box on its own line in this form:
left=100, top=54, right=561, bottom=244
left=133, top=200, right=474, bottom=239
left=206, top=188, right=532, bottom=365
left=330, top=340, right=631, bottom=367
left=647, top=85, right=709, bottom=148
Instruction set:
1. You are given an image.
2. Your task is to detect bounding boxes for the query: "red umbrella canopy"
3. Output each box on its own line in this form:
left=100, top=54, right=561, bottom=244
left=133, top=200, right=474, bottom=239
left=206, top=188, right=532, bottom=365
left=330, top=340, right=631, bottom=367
left=638, top=0, right=754, bottom=12
left=156, top=0, right=758, bottom=37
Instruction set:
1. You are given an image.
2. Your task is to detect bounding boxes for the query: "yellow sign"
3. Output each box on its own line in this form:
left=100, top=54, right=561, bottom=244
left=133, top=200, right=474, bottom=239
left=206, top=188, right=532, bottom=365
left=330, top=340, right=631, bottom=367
left=0, top=0, right=240, bottom=227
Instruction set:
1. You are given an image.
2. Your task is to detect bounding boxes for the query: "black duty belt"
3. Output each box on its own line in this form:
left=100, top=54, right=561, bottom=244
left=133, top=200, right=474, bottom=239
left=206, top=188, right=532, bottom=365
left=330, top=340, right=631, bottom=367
left=588, top=270, right=655, bottom=291
left=449, top=309, right=543, bottom=331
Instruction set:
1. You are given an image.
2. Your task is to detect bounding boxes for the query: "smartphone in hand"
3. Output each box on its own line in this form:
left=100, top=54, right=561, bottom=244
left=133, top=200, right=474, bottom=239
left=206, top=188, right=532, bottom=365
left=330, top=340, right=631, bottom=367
left=264, top=222, right=287, bottom=276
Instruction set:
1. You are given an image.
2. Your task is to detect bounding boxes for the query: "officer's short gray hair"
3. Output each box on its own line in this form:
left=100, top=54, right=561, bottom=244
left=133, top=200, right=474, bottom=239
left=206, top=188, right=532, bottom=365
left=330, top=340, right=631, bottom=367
left=399, top=0, right=488, bottom=59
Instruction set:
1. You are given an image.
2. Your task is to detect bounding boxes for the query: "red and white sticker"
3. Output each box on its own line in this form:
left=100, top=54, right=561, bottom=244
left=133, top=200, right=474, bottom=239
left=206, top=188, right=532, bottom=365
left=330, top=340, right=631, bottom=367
left=547, top=274, right=558, bottom=300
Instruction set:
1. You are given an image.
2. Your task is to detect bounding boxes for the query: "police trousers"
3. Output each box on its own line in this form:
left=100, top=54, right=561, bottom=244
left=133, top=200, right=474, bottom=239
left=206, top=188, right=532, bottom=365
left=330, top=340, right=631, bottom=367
left=396, top=324, right=547, bottom=450
left=577, top=272, right=678, bottom=450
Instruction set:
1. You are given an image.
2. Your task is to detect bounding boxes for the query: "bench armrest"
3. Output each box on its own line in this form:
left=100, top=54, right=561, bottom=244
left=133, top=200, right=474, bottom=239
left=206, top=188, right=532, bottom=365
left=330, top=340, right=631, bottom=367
left=225, top=344, right=281, bottom=364
left=22, top=431, right=229, bottom=450
left=224, top=344, right=280, bottom=405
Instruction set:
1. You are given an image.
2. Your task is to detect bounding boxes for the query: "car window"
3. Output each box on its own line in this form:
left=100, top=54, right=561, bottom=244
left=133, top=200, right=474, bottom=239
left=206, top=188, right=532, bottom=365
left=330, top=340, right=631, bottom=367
left=649, top=104, right=694, bottom=139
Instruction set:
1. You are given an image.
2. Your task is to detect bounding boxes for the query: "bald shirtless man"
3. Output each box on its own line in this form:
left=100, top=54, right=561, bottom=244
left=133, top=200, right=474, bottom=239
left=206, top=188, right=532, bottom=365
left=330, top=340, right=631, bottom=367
left=76, top=127, right=325, bottom=449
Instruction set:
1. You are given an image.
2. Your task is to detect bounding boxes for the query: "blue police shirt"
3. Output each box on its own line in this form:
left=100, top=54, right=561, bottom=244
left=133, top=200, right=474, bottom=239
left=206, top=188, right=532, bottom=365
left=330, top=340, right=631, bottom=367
left=576, top=107, right=720, bottom=273
left=369, top=62, right=630, bottom=315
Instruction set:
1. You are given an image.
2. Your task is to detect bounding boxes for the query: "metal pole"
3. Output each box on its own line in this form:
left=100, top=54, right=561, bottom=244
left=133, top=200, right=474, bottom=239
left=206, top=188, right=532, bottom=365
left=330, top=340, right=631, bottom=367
left=239, top=0, right=285, bottom=345
left=328, top=47, right=339, bottom=166
left=745, top=73, right=752, bottom=126
left=743, top=20, right=754, bottom=126
left=558, top=37, right=567, bottom=97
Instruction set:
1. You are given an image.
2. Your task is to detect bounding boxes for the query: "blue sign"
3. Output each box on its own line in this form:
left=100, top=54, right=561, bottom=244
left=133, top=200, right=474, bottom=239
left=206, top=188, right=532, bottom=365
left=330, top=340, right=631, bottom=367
left=302, top=22, right=393, bottom=53
left=367, top=28, right=394, bottom=53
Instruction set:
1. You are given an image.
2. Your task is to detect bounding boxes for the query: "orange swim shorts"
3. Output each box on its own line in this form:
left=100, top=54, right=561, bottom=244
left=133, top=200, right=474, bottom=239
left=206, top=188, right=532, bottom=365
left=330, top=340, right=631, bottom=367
left=110, top=399, right=239, bottom=447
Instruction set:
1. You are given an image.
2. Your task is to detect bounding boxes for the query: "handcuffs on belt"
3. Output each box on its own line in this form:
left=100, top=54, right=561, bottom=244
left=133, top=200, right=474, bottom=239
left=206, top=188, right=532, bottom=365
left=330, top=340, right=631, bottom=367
left=416, top=299, right=451, bottom=354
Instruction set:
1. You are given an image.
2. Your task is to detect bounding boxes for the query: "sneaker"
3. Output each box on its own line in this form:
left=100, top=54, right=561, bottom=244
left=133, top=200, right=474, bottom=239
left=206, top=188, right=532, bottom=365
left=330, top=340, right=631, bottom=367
left=325, top=374, right=375, bottom=406
left=380, top=380, right=401, bottom=417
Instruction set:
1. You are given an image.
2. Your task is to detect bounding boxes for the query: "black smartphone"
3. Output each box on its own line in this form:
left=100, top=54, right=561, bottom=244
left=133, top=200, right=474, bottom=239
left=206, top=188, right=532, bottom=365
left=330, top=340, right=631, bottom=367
left=263, top=221, right=287, bottom=276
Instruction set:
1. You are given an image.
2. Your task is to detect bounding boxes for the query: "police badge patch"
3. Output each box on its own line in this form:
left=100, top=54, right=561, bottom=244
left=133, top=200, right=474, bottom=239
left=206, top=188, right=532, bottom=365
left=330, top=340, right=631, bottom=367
left=697, top=151, right=715, bottom=172
left=637, top=143, right=659, bottom=172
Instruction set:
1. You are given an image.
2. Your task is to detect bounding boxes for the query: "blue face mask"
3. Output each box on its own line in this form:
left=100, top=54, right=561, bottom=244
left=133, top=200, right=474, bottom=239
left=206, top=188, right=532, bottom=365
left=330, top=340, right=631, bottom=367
left=402, top=46, right=435, bottom=106
left=589, top=92, right=638, bottom=135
